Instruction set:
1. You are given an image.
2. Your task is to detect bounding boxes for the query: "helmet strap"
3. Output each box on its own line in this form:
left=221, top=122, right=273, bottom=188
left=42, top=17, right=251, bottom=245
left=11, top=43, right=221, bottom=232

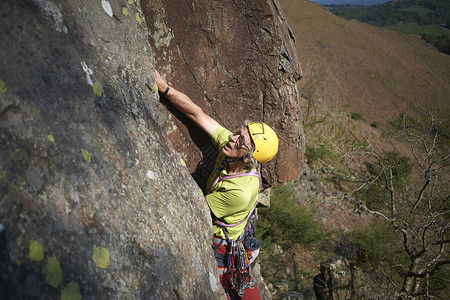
left=225, top=156, right=245, bottom=163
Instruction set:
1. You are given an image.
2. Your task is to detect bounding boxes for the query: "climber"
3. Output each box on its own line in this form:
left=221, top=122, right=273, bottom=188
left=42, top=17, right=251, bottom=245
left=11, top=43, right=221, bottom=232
left=155, top=70, right=278, bottom=299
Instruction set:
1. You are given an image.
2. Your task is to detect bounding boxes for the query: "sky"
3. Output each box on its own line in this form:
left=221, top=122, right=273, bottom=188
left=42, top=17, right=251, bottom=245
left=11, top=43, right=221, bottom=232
left=310, top=0, right=391, bottom=6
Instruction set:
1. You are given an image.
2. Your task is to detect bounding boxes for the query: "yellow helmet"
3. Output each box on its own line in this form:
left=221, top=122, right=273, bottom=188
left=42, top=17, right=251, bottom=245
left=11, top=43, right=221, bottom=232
left=247, top=121, right=279, bottom=163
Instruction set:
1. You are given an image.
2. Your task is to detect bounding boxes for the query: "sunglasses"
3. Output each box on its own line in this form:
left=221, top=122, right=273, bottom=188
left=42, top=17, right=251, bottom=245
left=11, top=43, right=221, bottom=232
left=232, top=129, right=250, bottom=151
left=236, top=134, right=250, bottom=151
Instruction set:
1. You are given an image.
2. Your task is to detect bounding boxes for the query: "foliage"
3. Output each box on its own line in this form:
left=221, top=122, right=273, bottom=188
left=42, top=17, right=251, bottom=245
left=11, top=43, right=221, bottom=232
left=428, top=266, right=450, bottom=298
left=390, top=112, right=416, bottom=129
left=350, top=112, right=363, bottom=120
left=256, top=182, right=326, bottom=294
left=423, top=33, right=450, bottom=54
left=328, top=0, right=450, bottom=27
left=384, top=23, right=450, bottom=35
left=368, top=151, right=412, bottom=187
left=257, top=182, right=324, bottom=250
left=344, top=219, right=408, bottom=298
left=304, top=145, right=329, bottom=166
left=327, top=0, right=450, bottom=54
left=356, top=150, right=413, bottom=208
left=345, top=219, right=406, bottom=265
left=353, top=110, right=449, bottom=298
left=329, top=2, right=417, bottom=26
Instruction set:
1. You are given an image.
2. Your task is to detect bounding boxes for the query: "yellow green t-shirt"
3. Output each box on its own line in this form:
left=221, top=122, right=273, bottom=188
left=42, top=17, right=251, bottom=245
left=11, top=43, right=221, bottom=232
left=205, top=126, right=260, bottom=240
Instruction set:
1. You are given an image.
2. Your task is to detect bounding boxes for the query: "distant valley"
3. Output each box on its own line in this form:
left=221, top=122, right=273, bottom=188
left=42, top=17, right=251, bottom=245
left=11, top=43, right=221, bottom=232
left=311, top=0, right=390, bottom=6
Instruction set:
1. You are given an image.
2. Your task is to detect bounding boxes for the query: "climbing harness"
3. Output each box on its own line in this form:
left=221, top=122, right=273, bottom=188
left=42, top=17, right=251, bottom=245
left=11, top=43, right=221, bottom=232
left=207, top=163, right=262, bottom=296
left=206, top=157, right=260, bottom=194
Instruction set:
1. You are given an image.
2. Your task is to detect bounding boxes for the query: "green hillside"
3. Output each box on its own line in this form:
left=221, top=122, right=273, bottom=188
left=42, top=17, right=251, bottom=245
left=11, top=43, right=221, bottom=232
left=327, top=0, right=450, bottom=54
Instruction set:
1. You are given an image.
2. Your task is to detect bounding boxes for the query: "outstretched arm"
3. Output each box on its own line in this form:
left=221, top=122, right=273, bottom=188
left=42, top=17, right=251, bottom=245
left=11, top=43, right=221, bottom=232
left=155, top=71, right=220, bottom=137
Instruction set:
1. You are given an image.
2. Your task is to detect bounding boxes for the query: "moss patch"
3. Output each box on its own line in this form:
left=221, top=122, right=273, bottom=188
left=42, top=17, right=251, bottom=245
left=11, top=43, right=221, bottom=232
left=81, top=149, right=91, bottom=162
left=135, top=13, right=142, bottom=25
left=92, top=246, right=109, bottom=269
left=29, top=240, right=44, bottom=262
left=92, top=82, right=102, bottom=97
left=0, top=80, right=7, bottom=93
left=61, top=282, right=82, bottom=300
left=44, top=256, right=63, bottom=288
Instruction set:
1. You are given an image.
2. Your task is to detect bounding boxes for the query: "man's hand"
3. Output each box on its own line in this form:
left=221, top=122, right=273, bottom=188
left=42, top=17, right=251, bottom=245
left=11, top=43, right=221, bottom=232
left=155, top=70, right=169, bottom=93
left=154, top=70, right=220, bottom=137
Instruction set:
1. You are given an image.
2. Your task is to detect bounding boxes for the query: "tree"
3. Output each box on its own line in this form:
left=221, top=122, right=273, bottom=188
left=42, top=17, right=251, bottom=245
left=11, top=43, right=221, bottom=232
left=354, top=110, right=449, bottom=299
left=299, top=69, right=334, bottom=129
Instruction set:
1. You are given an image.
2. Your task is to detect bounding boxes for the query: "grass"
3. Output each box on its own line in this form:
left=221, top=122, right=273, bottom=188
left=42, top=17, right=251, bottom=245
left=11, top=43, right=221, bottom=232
left=399, top=5, right=433, bottom=17
left=384, top=23, right=450, bottom=36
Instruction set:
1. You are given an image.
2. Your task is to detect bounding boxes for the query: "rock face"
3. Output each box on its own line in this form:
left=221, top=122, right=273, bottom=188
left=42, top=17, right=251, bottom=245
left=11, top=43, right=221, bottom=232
left=0, top=0, right=304, bottom=299
left=314, top=257, right=355, bottom=300
left=0, top=0, right=223, bottom=298
left=142, top=0, right=304, bottom=187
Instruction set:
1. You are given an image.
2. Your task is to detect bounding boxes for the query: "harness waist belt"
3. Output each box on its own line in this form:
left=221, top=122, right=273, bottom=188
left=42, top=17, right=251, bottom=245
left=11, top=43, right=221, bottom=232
left=212, top=236, right=227, bottom=246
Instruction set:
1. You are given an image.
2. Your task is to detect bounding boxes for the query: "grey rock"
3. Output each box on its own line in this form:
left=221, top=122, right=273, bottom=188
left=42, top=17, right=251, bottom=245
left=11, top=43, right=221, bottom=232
left=313, top=257, right=355, bottom=300
left=0, top=0, right=223, bottom=298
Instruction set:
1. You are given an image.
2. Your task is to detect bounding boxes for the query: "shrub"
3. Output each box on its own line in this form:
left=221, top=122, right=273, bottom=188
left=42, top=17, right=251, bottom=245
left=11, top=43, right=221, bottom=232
left=345, top=219, right=403, bottom=264
left=351, top=112, right=363, bottom=120
left=357, top=151, right=413, bottom=208
left=304, top=145, right=328, bottom=165
left=429, top=267, right=450, bottom=298
left=257, top=182, right=324, bottom=247
left=368, top=151, right=412, bottom=188
left=344, top=219, right=408, bottom=293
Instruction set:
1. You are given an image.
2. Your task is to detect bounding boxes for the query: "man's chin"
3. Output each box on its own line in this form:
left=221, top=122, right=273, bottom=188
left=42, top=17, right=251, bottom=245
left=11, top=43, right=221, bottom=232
left=222, top=144, right=231, bottom=153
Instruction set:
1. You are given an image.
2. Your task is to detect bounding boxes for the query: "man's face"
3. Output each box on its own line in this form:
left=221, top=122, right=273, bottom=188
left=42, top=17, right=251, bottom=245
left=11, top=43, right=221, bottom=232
left=222, top=127, right=252, bottom=160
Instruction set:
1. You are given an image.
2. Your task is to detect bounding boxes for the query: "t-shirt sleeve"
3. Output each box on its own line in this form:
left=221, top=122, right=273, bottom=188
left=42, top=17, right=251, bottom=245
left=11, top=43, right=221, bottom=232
left=212, top=126, right=232, bottom=150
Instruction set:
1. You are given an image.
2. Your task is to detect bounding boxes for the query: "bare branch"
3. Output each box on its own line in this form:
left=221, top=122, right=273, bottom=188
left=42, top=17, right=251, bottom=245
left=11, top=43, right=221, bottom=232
left=407, top=260, right=450, bottom=279
left=433, top=239, right=450, bottom=245
left=411, top=179, right=431, bottom=214
left=400, top=227, right=413, bottom=257
left=337, top=106, right=448, bottom=296
left=357, top=200, right=393, bottom=222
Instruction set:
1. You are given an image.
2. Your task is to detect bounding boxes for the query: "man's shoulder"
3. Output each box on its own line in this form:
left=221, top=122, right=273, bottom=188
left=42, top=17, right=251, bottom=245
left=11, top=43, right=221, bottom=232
left=212, top=126, right=232, bottom=147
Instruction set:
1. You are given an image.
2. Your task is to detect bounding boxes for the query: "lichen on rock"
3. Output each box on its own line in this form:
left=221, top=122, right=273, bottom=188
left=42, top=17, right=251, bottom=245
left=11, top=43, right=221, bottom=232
left=61, top=282, right=82, bottom=300
left=0, top=0, right=223, bottom=298
left=1, top=0, right=304, bottom=298
left=44, top=256, right=63, bottom=288
left=92, top=246, right=110, bottom=269
left=28, top=240, right=44, bottom=262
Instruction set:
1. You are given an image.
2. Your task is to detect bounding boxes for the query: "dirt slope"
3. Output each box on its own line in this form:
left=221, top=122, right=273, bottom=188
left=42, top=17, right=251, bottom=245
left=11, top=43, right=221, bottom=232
left=280, top=0, right=450, bottom=124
